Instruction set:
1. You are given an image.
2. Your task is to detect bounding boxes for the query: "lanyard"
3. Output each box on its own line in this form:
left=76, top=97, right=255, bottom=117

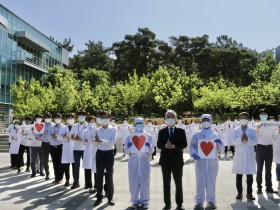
left=78, top=123, right=86, bottom=136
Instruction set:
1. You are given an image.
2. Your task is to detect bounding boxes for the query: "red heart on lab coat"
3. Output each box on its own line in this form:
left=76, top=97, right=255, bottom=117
left=132, top=135, right=146, bottom=150
left=35, top=123, right=44, bottom=132
left=200, top=141, right=214, bottom=156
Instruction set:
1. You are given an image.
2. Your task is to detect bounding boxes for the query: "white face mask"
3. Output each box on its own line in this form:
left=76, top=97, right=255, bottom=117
left=36, top=118, right=42, bottom=123
left=166, top=118, right=176, bottom=127
left=15, top=124, right=20, bottom=129
left=96, top=117, right=101, bottom=123
left=123, top=121, right=128, bottom=124
left=101, top=118, right=110, bottom=126
left=67, top=119, right=75, bottom=125
left=260, top=115, right=268, bottom=121
left=148, top=122, right=152, bottom=125
left=178, top=120, right=182, bottom=123
left=45, top=118, right=51, bottom=123
left=55, top=118, right=62, bottom=124
left=78, top=116, right=86, bottom=122
left=202, top=121, right=211, bottom=129
left=111, top=120, right=115, bottom=123
left=240, top=119, right=248, bottom=126
left=88, top=123, right=96, bottom=128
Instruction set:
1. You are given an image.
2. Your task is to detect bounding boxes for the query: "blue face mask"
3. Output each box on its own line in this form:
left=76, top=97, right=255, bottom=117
left=135, top=124, right=144, bottom=132
left=260, top=115, right=268, bottom=121
left=78, top=116, right=86, bottom=122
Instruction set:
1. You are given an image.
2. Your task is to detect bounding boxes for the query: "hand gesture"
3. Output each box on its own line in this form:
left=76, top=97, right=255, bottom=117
left=214, top=139, right=222, bottom=144
left=95, top=133, right=101, bottom=142
left=127, top=142, right=133, bottom=148
left=192, top=153, right=200, bottom=160
left=241, top=133, right=248, bottom=141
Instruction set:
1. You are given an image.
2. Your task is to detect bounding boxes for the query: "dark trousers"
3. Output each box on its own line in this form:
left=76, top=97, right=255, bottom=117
left=161, top=163, right=183, bottom=206
left=17, top=144, right=30, bottom=169
left=42, top=142, right=51, bottom=175
left=31, top=147, right=44, bottom=174
left=225, top=146, right=235, bottom=155
left=73, top=150, right=83, bottom=184
left=114, top=145, right=117, bottom=156
left=256, top=144, right=273, bottom=190
left=85, top=168, right=92, bottom=188
left=96, top=149, right=114, bottom=200
left=11, top=154, right=18, bottom=167
left=152, top=147, right=156, bottom=157
left=236, top=174, right=253, bottom=195
left=62, top=163, right=74, bottom=181
left=50, top=145, right=63, bottom=181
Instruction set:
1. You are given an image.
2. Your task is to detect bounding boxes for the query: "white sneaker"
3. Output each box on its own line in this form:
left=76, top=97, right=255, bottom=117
left=142, top=203, right=149, bottom=209
left=130, top=203, right=138, bottom=209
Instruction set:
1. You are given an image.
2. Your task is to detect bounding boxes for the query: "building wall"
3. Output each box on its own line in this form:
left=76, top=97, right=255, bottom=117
left=0, top=4, right=69, bottom=122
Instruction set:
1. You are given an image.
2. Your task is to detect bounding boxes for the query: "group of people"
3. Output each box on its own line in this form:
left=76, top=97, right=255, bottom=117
left=6, top=108, right=280, bottom=210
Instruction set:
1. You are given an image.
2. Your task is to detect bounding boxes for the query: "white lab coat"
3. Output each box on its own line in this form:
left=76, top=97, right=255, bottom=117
left=82, top=126, right=96, bottom=169
left=119, top=124, right=131, bottom=144
left=231, top=126, right=257, bottom=174
left=190, top=128, right=224, bottom=204
left=124, top=130, right=153, bottom=204
left=58, top=125, right=74, bottom=164
left=221, top=122, right=234, bottom=146
left=273, top=131, right=280, bottom=164
left=9, top=127, right=21, bottom=154
left=144, top=125, right=156, bottom=147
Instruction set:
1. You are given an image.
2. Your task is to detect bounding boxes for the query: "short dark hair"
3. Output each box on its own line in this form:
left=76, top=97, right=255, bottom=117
left=55, top=113, right=63, bottom=118
left=239, top=112, right=250, bottom=118
left=100, top=111, right=110, bottom=118
left=44, top=112, right=52, bottom=118
left=66, top=113, right=75, bottom=119
left=178, top=116, right=183, bottom=119
left=259, top=108, right=267, bottom=114
left=24, top=116, right=32, bottom=121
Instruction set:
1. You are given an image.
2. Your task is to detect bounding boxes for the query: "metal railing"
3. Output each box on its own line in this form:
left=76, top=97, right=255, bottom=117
left=13, top=50, right=47, bottom=70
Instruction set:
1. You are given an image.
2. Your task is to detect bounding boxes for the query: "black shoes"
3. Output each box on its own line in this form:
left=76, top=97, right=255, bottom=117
left=25, top=168, right=30, bottom=172
left=36, top=169, right=40, bottom=174
left=30, top=173, right=36, bottom=178
left=163, top=205, right=171, bottom=210
left=257, top=189, right=262, bottom=194
left=71, top=183, right=80, bottom=189
left=246, top=194, right=255, bottom=200
left=266, top=188, right=278, bottom=193
left=17, top=168, right=21, bottom=174
left=108, top=199, right=115, bottom=206
left=84, top=186, right=91, bottom=189
left=45, top=174, right=50, bottom=180
left=94, top=199, right=102, bottom=207
left=40, top=172, right=45, bottom=176
left=175, top=206, right=185, bottom=210
left=236, top=193, right=242, bottom=199
left=89, top=188, right=97, bottom=194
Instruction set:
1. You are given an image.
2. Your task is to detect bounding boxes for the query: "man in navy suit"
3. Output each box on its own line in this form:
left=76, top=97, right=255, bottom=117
left=157, top=110, right=188, bottom=210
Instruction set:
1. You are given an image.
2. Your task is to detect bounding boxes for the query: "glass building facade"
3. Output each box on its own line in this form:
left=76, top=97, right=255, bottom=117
left=0, top=4, right=69, bottom=122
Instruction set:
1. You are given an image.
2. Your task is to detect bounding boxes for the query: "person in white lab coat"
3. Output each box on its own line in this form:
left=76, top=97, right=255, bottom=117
left=17, top=116, right=32, bottom=173
left=125, top=117, right=153, bottom=209
left=70, top=108, right=88, bottom=189
left=119, top=118, right=131, bottom=157
left=222, top=118, right=235, bottom=158
left=57, top=113, right=75, bottom=187
left=231, top=112, right=257, bottom=200
left=82, top=115, right=97, bottom=192
left=9, top=120, right=21, bottom=170
left=144, top=120, right=156, bottom=160
left=190, top=114, right=224, bottom=209
left=7, top=116, right=20, bottom=169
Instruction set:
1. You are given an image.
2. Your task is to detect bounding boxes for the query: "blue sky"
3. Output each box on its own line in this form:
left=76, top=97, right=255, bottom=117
left=2, top=0, right=280, bottom=56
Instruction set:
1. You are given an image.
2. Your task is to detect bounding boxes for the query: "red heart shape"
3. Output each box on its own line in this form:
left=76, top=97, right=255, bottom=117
left=200, top=141, right=214, bottom=156
left=132, top=135, right=146, bottom=150
left=35, top=123, right=44, bottom=132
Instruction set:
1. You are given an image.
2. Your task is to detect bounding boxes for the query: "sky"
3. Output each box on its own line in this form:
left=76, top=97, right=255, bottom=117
left=1, top=0, right=280, bottom=57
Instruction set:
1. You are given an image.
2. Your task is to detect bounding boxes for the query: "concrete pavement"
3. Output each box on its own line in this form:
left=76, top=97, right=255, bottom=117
left=1, top=153, right=280, bottom=210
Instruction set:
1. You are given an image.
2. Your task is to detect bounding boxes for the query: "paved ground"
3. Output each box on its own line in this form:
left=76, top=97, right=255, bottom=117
left=1, top=152, right=280, bottom=210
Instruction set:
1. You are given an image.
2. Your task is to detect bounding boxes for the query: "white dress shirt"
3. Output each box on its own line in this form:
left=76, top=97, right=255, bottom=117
left=96, top=125, right=117, bottom=151
left=71, top=122, right=88, bottom=151
left=256, top=122, right=276, bottom=145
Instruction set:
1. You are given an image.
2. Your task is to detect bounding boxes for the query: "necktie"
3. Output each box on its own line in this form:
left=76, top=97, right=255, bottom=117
left=170, top=127, right=174, bottom=138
